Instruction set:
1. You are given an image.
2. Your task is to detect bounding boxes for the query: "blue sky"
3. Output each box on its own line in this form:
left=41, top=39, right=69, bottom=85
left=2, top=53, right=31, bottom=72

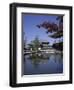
left=22, top=13, right=62, bottom=45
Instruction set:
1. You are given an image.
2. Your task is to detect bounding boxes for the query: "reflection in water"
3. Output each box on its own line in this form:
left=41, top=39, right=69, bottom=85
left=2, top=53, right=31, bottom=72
left=22, top=53, right=63, bottom=75
left=29, top=53, right=49, bottom=68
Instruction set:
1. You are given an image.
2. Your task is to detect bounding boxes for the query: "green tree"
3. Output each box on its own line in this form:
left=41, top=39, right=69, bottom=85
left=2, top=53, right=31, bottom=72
left=29, top=37, right=40, bottom=51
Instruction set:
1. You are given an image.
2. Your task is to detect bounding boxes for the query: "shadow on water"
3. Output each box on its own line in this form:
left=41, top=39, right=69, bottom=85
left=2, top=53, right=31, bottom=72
left=23, top=52, right=63, bottom=75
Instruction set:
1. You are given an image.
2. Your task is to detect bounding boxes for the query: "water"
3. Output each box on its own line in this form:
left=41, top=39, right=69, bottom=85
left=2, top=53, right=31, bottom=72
left=22, top=53, right=63, bottom=75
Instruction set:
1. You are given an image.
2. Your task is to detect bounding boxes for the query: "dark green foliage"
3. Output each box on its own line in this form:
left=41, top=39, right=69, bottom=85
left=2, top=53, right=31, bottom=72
left=52, top=42, right=63, bottom=51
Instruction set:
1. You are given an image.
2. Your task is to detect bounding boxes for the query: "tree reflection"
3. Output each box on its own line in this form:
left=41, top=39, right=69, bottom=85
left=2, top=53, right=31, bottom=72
left=23, top=53, right=63, bottom=75
left=28, top=53, right=49, bottom=68
left=24, top=53, right=63, bottom=68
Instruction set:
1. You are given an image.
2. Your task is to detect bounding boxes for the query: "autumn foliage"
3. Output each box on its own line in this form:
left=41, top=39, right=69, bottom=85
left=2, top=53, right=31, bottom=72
left=36, top=16, right=63, bottom=50
left=36, top=16, right=63, bottom=38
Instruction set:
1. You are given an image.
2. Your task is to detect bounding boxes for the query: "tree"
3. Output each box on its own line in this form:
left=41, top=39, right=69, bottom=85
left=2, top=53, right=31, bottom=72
left=36, top=21, right=58, bottom=33
left=29, top=37, right=40, bottom=51
left=36, top=15, right=63, bottom=51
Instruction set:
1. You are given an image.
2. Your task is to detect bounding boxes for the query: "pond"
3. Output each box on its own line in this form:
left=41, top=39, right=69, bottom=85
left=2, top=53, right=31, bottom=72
left=22, top=52, right=63, bottom=75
